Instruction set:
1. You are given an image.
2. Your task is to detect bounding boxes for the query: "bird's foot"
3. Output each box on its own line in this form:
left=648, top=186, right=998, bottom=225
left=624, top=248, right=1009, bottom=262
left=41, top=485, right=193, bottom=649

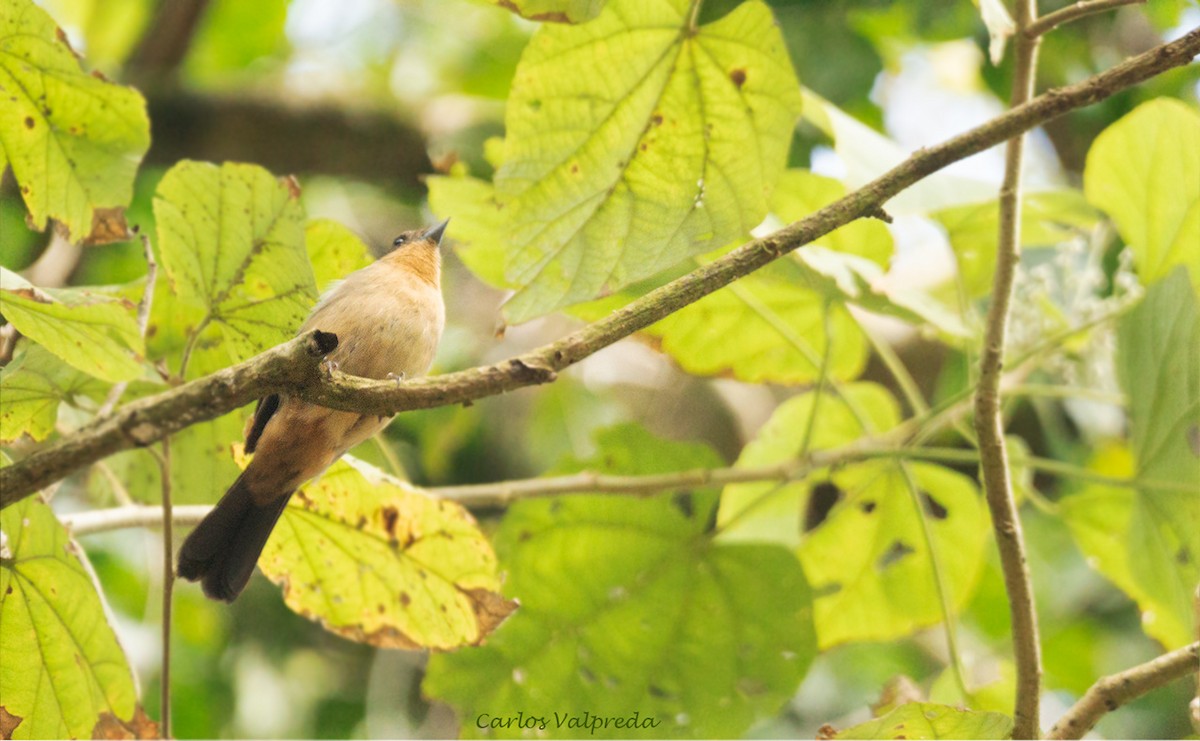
left=322, top=359, right=340, bottom=377
left=385, top=371, right=406, bottom=387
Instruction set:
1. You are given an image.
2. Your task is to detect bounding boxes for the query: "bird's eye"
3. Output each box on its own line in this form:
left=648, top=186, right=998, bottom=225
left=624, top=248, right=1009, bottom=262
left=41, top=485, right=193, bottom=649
left=392, top=234, right=409, bottom=247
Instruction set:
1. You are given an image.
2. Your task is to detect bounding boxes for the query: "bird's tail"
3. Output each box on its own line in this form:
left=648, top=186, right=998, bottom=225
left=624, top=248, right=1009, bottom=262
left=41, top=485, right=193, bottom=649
left=177, top=471, right=292, bottom=602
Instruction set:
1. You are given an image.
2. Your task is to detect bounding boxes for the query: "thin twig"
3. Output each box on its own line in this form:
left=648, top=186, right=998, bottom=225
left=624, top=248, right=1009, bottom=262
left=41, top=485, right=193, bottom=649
left=1047, top=642, right=1200, bottom=739
left=97, top=234, right=158, bottom=418
left=4, top=27, right=1200, bottom=510
left=1025, top=0, right=1147, bottom=38
left=974, top=0, right=1043, bottom=734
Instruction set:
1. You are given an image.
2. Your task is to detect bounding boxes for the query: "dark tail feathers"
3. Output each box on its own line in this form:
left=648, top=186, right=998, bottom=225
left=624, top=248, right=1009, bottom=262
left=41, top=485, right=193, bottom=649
left=177, top=473, right=292, bottom=602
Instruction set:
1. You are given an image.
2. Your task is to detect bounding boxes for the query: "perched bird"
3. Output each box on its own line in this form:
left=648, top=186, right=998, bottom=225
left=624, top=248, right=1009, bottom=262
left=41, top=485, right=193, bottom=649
left=177, top=220, right=449, bottom=602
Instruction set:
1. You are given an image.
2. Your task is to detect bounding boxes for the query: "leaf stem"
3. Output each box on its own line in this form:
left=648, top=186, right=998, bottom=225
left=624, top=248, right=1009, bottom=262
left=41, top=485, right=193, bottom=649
left=1025, top=0, right=1146, bottom=38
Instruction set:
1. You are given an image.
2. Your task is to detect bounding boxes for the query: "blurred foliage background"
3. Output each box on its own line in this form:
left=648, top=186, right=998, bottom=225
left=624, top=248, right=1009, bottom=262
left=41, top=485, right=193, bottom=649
left=1, top=0, right=1198, bottom=738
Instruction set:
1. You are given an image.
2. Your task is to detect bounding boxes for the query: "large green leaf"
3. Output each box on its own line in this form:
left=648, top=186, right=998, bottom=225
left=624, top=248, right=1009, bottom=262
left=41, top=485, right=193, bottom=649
left=256, top=455, right=515, bottom=649
left=152, top=161, right=317, bottom=377
left=305, top=218, right=373, bottom=293
left=0, top=267, right=144, bottom=382
left=718, top=383, right=987, bottom=648
left=0, top=342, right=105, bottom=443
left=830, top=703, right=1013, bottom=740
left=498, top=0, right=801, bottom=321
left=487, top=0, right=607, bottom=23
left=0, top=0, right=149, bottom=240
left=427, top=172, right=510, bottom=289
left=424, top=425, right=817, bottom=738
left=1062, top=270, right=1200, bottom=648
left=0, top=498, right=139, bottom=739
left=1084, top=99, right=1200, bottom=290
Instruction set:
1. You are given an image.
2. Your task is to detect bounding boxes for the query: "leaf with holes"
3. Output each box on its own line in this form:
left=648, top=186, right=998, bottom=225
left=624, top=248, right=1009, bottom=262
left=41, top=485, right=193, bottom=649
left=1062, top=270, right=1200, bottom=648
left=306, top=218, right=373, bottom=294
left=718, top=383, right=987, bottom=648
left=497, top=0, right=801, bottom=321
left=0, top=342, right=106, bottom=443
left=0, top=268, right=144, bottom=382
left=0, top=497, right=140, bottom=740
left=1085, top=99, right=1200, bottom=290
left=424, top=425, right=817, bottom=739
left=829, top=702, right=1013, bottom=739
left=152, top=160, right=316, bottom=377
left=487, top=0, right=607, bottom=23
left=255, top=454, right=515, bottom=649
left=0, top=0, right=149, bottom=240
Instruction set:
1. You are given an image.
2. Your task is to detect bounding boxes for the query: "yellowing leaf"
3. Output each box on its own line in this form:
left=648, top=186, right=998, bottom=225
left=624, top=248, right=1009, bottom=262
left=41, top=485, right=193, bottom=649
left=424, top=425, right=817, bottom=739
left=152, top=161, right=316, bottom=376
left=0, top=0, right=149, bottom=240
left=498, top=0, right=801, bottom=321
left=831, top=702, right=1012, bottom=740
left=0, top=342, right=105, bottom=443
left=305, top=218, right=373, bottom=293
left=259, top=455, right=514, bottom=650
left=428, top=173, right=509, bottom=289
left=1084, top=99, right=1200, bottom=290
left=487, top=0, right=607, bottom=23
left=0, top=267, right=144, bottom=382
left=718, top=384, right=987, bottom=648
left=0, top=498, right=139, bottom=740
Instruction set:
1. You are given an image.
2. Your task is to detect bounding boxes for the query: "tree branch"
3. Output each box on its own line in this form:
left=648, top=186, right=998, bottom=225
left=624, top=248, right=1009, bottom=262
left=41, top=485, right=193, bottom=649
left=975, top=0, right=1043, bottom=735
left=3, top=26, right=1199, bottom=510
left=1025, top=0, right=1147, bottom=38
left=1047, top=642, right=1200, bottom=739
left=125, top=0, right=214, bottom=85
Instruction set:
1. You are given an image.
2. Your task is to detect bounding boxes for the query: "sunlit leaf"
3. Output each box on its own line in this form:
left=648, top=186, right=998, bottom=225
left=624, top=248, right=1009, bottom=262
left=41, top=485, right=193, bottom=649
left=0, top=0, right=149, bottom=240
left=498, top=0, right=801, bottom=320
left=424, top=425, right=817, bottom=738
left=486, top=0, right=607, bottom=23
left=257, top=454, right=515, bottom=649
left=0, top=498, right=139, bottom=739
left=0, top=267, right=144, bottom=382
left=718, top=383, right=987, bottom=648
left=1084, top=99, right=1200, bottom=290
left=972, top=0, right=1014, bottom=64
left=0, top=342, right=105, bottom=443
left=829, top=702, right=1012, bottom=739
left=152, top=161, right=316, bottom=377
left=428, top=172, right=510, bottom=289
left=305, top=218, right=373, bottom=293
left=1062, top=270, right=1200, bottom=648
left=934, top=190, right=1101, bottom=297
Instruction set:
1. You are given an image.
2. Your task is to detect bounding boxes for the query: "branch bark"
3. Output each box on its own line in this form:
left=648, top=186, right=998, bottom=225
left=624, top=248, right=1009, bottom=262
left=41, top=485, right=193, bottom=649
left=975, top=0, right=1043, bottom=735
left=1025, top=0, right=1147, bottom=38
left=1047, top=642, right=1200, bottom=739
left=3, top=26, right=1199, bottom=510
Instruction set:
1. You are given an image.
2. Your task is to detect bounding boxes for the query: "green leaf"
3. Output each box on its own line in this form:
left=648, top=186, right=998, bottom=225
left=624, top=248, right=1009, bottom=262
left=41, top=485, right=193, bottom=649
left=424, top=425, right=817, bottom=739
left=0, top=0, right=150, bottom=240
left=0, top=497, right=139, bottom=739
left=428, top=172, right=510, bottom=289
left=498, top=0, right=801, bottom=321
left=830, top=703, right=1013, bottom=740
left=718, top=383, right=987, bottom=648
left=0, top=342, right=105, bottom=443
left=0, top=267, right=144, bottom=382
left=1062, top=270, right=1200, bottom=648
left=152, top=161, right=316, bottom=377
left=934, top=190, right=1101, bottom=297
left=1084, top=98, right=1200, bottom=290
left=184, top=0, right=288, bottom=84
left=257, top=455, right=515, bottom=649
left=487, top=0, right=607, bottom=23
left=305, top=218, right=373, bottom=293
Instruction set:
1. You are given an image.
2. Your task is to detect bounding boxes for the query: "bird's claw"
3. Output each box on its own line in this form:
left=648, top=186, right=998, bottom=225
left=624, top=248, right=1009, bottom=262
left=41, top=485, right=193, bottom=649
left=322, top=359, right=340, bottom=377
left=386, top=371, right=406, bottom=387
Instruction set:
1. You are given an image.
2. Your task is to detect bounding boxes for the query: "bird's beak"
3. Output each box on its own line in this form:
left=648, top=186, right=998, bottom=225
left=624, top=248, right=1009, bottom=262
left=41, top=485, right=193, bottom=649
left=423, top=218, right=450, bottom=247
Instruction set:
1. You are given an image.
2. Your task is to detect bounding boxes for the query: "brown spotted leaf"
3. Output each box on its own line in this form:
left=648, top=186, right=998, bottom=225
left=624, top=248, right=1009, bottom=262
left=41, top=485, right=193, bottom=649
left=90, top=707, right=159, bottom=740
left=257, top=454, right=514, bottom=650
left=0, top=707, right=22, bottom=740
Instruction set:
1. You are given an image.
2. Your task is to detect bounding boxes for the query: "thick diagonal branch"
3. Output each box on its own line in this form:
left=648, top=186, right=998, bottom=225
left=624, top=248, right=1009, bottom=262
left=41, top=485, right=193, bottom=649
left=3, top=27, right=1199, bottom=510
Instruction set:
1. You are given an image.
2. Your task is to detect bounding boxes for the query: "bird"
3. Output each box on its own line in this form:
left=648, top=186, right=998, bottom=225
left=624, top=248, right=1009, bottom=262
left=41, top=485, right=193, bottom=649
left=177, top=219, right=449, bottom=602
